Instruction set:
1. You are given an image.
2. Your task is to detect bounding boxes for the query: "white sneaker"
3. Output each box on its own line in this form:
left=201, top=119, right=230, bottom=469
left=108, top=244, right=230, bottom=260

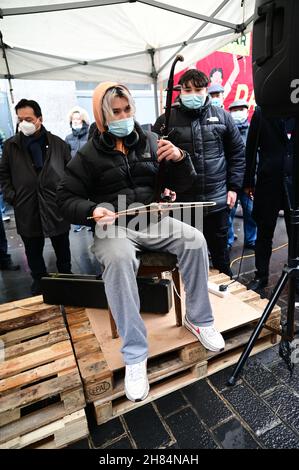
left=184, top=316, right=225, bottom=352
left=124, top=358, right=150, bottom=402
left=2, top=214, right=10, bottom=222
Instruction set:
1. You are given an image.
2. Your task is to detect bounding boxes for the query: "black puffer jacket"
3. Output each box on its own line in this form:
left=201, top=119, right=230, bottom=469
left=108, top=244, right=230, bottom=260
left=0, top=130, right=71, bottom=237
left=56, top=123, right=196, bottom=226
left=153, top=98, right=245, bottom=213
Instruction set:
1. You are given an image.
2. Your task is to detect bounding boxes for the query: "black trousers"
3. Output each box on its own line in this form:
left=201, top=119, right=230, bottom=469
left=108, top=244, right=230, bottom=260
left=202, top=208, right=232, bottom=277
left=254, top=207, right=291, bottom=280
left=252, top=178, right=294, bottom=280
left=21, top=231, right=71, bottom=280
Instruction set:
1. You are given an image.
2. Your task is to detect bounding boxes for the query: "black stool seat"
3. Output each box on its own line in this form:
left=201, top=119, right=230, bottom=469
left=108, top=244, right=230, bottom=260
left=108, top=251, right=182, bottom=339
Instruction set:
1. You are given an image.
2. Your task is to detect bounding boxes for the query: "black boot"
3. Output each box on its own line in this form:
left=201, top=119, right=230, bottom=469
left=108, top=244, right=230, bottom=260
left=247, top=275, right=268, bottom=292
left=31, top=279, right=43, bottom=296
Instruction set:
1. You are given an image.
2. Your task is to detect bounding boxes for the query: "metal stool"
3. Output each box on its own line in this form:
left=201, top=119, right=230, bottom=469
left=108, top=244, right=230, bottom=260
left=108, top=252, right=182, bottom=339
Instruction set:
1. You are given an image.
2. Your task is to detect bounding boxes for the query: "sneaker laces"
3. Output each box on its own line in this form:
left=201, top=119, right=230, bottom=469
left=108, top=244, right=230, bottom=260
left=127, top=362, right=145, bottom=381
left=201, top=326, right=219, bottom=338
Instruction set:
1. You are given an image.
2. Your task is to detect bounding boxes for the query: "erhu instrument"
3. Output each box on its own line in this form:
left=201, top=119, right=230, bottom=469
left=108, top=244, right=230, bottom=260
left=154, top=54, right=184, bottom=202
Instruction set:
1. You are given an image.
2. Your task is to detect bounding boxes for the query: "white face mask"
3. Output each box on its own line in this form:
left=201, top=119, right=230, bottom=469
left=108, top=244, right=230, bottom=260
left=18, top=120, right=37, bottom=136
left=230, top=110, right=248, bottom=124
left=72, top=122, right=82, bottom=130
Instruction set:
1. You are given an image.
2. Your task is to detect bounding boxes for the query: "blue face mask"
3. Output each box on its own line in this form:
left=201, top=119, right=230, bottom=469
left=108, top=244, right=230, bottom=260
left=108, top=116, right=134, bottom=137
left=211, top=97, right=223, bottom=108
left=181, top=93, right=206, bottom=109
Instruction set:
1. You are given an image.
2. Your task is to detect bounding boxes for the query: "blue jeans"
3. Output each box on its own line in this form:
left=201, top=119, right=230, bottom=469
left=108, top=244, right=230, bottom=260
left=0, top=192, right=6, bottom=214
left=228, top=192, right=257, bottom=247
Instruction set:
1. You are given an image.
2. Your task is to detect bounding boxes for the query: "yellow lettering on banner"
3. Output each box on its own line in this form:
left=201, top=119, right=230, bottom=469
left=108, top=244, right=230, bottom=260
left=220, top=33, right=251, bottom=56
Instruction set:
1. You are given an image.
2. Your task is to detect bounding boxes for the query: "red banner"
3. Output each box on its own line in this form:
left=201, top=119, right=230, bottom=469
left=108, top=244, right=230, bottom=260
left=174, top=35, right=256, bottom=119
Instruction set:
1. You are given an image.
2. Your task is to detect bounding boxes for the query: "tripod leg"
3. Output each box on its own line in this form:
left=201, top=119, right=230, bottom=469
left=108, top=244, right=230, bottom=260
left=227, top=270, right=289, bottom=386
left=286, top=275, right=296, bottom=340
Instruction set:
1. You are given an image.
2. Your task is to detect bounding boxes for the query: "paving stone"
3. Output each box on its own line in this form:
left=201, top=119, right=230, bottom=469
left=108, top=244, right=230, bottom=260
left=124, top=404, right=171, bottom=449
left=165, top=442, right=180, bottom=449
left=258, top=423, right=299, bottom=449
left=270, top=361, right=299, bottom=393
left=213, top=418, right=260, bottom=449
left=208, top=366, right=239, bottom=393
left=104, top=437, right=133, bottom=449
left=223, top=384, right=280, bottom=434
left=166, top=407, right=218, bottom=449
left=248, top=345, right=280, bottom=365
left=182, top=380, right=232, bottom=428
left=89, top=417, right=125, bottom=448
left=155, top=391, right=187, bottom=417
left=243, top=359, right=279, bottom=395
left=67, top=438, right=90, bottom=449
left=264, top=386, right=299, bottom=431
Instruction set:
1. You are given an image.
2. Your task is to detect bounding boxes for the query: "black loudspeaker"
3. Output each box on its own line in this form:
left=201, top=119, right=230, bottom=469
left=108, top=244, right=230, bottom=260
left=41, top=274, right=173, bottom=314
left=252, top=0, right=299, bottom=117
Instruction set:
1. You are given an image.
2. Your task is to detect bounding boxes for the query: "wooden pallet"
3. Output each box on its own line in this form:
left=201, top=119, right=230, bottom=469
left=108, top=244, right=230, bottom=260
left=0, top=296, right=87, bottom=449
left=64, top=271, right=281, bottom=425
left=94, top=335, right=276, bottom=424
left=63, top=306, right=114, bottom=402
left=1, top=409, right=88, bottom=449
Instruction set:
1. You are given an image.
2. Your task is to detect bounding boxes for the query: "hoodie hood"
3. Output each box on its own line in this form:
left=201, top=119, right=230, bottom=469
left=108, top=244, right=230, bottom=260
left=68, top=106, right=90, bottom=125
left=92, top=81, right=121, bottom=133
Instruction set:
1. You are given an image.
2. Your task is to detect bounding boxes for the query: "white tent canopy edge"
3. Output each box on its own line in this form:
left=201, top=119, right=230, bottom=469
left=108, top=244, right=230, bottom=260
left=0, top=0, right=256, bottom=116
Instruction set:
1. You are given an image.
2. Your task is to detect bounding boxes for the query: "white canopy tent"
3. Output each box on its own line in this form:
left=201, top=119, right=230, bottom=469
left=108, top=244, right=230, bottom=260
left=0, top=0, right=256, bottom=115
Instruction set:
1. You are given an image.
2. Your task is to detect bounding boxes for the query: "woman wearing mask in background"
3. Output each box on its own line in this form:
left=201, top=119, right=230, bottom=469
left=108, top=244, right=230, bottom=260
left=65, top=106, right=90, bottom=158
left=65, top=106, right=90, bottom=232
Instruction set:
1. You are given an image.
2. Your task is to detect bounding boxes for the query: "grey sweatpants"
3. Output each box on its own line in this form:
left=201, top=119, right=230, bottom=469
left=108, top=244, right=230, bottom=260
left=91, top=216, right=213, bottom=364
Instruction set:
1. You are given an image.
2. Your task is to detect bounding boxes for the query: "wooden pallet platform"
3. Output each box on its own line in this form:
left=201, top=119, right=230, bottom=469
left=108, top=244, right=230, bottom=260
left=63, top=306, right=114, bottom=402
left=0, top=296, right=86, bottom=448
left=94, top=335, right=275, bottom=424
left=1, top=409, right=88, bottom=449
left=64, top=271, right=281, bottom=425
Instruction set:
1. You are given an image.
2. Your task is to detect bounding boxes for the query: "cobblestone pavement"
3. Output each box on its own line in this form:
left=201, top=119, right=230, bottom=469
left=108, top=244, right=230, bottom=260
left=1, top=210, right=298, bottom=449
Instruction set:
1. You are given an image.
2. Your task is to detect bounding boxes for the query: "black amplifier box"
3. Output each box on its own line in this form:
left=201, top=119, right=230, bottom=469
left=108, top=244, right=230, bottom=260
left=41, top=274, right=172, bottom=314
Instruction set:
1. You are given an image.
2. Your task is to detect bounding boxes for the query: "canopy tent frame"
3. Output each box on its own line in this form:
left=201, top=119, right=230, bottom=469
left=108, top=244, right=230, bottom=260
left=0, top=0, right=244, bottom=30
left=0, top=0, right=255, bottom=113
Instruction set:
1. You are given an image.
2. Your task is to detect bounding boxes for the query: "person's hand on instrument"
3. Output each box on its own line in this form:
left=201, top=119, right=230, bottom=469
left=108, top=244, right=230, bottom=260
left=157, top=139, right=185, bottom=162
left=162, top=188, right=176, bottom=202
left=92, top=207, right=118, bottom=225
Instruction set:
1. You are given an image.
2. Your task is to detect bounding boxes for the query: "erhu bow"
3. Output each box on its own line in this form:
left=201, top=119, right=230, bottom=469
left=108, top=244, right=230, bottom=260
left=155, top=54, right=184, bottom=202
